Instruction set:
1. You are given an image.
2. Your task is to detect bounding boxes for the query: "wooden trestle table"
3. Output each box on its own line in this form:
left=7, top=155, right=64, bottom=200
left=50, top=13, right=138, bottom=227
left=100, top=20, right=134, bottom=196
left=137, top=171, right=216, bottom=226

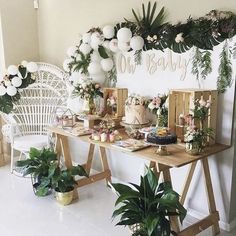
left=48, top=126, right=230, bottom=236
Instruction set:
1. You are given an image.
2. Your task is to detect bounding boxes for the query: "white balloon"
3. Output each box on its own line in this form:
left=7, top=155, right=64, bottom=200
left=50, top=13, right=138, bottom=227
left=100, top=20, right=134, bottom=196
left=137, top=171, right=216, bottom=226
left=79, top=43, right=92, bottom=55
left=88, top=62, right=102, bottom=75
left=102, top=40, right=110, bottom=49
left=27, top=62, right=38, bottom=73
left=91, top=72, right=106, bottom=84
left=101, top=58, right=114, bottom=71
left=82, top=33, right=91, bottom=44
left=130, top=36, right=144, bottom=50
left=11, top=77, right=22, bottom=87
left=118, top=41, right=131, bottom=52
left=117, top=27, right=132, bottom=42
left=63, top=59, right=73, bottom=72
left=67, top=46, right=78, bottom=57
left=0, top=85, right=7, bottom=96
left=21, top=60, right=28, bottom=67
left=7, top=65, right=18, bottom=75
left=90, top=51, right=102, bottom=62
left=102, top=25, right=115, bottom=39
left=109, top=39, right=119, bottom=52
left=6, top=86, right=17, bottom=96
left=90, top=41, right=99, bottom=50
left=91, top=32, right=104, bottom=45
left=4, top=80, right=11, bottom=87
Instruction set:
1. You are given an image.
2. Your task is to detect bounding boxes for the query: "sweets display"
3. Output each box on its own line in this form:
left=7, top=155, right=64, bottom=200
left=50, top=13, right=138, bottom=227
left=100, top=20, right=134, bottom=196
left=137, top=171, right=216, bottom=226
left=147, top=128, right=177, bottom=145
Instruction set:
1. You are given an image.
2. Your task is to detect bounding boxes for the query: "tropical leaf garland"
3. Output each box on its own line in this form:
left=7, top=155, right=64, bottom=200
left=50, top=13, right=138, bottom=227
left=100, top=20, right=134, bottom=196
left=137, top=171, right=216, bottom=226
left=64, top=1, right=236, bottom=92
left=217, top=41, right=232, bottom=93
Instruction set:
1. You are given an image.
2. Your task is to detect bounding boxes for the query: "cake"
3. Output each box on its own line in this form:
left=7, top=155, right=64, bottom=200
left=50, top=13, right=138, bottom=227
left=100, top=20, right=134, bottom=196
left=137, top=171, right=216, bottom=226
left=147, top=128, right=177, bottom=145
left=124, top=95, right=149, bottom=125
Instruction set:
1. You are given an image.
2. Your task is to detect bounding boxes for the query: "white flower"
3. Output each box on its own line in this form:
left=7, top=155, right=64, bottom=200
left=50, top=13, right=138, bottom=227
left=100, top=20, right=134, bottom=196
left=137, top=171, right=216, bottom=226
left=148, top=102, right=155, bottom=110
left=187, top=134, right=194, bottom=142
left=199, top=98, right=207, bottom=107
left=91, top=32, right=104, bottom=46
left=175, top=33, right=184, bottom=43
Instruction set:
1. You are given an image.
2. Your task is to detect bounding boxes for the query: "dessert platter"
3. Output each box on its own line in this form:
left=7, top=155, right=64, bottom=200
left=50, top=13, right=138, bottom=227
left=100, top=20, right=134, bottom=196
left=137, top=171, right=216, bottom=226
left=121, top=95, right=150, bottom=127
left=147, top=128, right=177, bottom=155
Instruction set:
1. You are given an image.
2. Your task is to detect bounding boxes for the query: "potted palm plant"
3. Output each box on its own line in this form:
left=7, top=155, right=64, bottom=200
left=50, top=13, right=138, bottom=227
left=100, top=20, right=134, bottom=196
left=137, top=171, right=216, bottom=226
left=51, top=165, right=89, bottom=205
left=110, top=168, right=187, bottom=236
left=16, top=147, right=58, bottom=196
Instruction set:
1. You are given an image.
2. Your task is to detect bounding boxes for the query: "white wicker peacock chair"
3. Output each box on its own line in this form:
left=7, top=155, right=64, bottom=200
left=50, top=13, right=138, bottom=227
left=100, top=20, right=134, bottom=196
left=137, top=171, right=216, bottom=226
left=1, top=62, right=70, bottom=173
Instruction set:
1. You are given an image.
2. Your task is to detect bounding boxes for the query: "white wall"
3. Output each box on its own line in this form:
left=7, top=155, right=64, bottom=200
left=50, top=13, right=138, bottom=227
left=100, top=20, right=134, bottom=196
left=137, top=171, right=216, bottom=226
left=0, top=0, right=39, bottom=66
left=36, top=0, right=236, bottom=228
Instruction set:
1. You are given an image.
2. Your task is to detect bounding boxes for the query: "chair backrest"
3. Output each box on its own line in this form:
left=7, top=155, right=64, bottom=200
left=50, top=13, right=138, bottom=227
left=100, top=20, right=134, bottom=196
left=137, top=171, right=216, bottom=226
left=2, top=62, right=69, bottom=136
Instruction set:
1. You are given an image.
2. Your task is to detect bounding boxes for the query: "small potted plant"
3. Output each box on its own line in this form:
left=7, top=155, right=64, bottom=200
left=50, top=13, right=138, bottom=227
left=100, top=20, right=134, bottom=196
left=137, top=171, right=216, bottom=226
left=109, top=168, right=186, bottom=236
left=16, top=147, right=58, bottom=196
left=51, top=165, right=89, bottom=205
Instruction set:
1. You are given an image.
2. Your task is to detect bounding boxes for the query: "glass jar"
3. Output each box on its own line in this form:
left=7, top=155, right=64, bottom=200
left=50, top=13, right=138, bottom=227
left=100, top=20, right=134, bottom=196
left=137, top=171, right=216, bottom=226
left=185, top=142, right=201, bottom=155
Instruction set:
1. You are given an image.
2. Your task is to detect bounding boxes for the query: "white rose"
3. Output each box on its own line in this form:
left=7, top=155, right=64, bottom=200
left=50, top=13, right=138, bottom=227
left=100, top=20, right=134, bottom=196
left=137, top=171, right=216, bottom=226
left=199, top=99, right=207, bottom=107
left=175, top=33, right=184, bottom=43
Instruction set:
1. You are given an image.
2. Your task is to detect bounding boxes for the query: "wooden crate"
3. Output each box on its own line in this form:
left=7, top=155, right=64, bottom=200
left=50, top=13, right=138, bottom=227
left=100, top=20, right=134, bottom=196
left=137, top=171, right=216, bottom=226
left=103, top=88, right=128, bottom=118
left=168, top=89, right=218, bottom=145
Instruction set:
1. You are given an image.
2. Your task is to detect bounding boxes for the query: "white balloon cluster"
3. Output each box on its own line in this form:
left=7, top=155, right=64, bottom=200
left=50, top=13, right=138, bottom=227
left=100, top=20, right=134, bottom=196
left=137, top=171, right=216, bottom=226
left=63, top=25, right=146, bottom=86
left=0, top=61, right=38, bottom=97
left=63, top=26, right=116, bottom=85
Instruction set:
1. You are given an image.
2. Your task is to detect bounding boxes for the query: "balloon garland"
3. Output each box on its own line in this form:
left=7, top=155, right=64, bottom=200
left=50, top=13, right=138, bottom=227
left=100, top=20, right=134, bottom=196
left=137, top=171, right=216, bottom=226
left=64, top=2, right=236, bottom=92
left=0, top=61, right=38, bottom=114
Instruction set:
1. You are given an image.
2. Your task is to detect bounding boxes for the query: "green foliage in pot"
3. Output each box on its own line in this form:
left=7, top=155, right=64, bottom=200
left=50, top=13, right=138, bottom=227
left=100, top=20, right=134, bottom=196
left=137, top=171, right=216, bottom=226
left=110, top=168, right=187, bottom=236
left=51, top=165, right=89, bottom=193
left=16, top=147, right=58, bottom=196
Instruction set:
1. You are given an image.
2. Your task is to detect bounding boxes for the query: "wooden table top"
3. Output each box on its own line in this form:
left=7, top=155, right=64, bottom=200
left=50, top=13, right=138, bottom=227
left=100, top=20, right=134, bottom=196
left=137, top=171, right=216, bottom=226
left=48, top=126, right=230, bottom=168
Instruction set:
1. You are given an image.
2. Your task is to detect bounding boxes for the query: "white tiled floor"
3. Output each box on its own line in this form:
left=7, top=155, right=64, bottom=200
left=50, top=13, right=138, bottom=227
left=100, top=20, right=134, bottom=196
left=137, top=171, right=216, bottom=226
left=0, top=165, right=236, bottom=236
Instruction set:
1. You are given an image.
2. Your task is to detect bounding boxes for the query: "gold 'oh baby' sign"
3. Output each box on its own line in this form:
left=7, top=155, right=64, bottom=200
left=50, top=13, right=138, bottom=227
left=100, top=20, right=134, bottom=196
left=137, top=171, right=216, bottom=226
left=117, top=49, right=190, bottom=81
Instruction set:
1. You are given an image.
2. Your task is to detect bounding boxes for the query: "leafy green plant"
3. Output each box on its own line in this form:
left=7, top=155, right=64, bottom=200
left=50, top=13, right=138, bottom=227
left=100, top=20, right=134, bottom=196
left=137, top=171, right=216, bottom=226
left=51, top=165, right=89, bottom=193
left=131, top=1, right=166, bottom=34
left=16, top=148, right=58, bottom=196
left=110, top=168, right=186, bottom=236
left=191, top=47, right=212, bottom=84
left=217, top=41, right=232, bottom=93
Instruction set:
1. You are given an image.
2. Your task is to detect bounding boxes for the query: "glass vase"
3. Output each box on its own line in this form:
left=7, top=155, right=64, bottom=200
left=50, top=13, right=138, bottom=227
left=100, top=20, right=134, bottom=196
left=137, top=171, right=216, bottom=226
left=83, top=97, right=95, bottom=115
left=185, top=142, right=201, bottom=155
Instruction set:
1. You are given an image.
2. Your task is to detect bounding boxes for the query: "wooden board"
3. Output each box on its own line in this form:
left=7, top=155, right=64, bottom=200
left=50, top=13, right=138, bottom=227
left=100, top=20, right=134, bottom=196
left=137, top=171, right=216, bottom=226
left=48, top=126, right=230, bottom=168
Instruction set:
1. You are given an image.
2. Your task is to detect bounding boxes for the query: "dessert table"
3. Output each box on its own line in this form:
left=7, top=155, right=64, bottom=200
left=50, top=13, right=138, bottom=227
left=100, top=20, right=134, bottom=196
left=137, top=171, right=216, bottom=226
left=48, top=126, right=230, bottom=236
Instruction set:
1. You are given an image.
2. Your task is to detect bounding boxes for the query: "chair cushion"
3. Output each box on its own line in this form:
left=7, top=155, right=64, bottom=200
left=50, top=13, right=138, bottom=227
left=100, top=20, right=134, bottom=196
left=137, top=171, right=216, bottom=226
left=13, top=135, right=48, bottom=152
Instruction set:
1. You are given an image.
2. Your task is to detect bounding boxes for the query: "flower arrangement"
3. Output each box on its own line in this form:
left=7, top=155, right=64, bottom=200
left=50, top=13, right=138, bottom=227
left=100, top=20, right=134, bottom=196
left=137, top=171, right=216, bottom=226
left=106, top=94, right=117, bottom=115
left=73, top=79, right=103, bottom=100
left=0, top=61, right=38, bottom=114
left=185, top=98, right=214, bottom=154
left=125, top=94, right=149, bottom=106
left=148, top=94, right=168, bottom=127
